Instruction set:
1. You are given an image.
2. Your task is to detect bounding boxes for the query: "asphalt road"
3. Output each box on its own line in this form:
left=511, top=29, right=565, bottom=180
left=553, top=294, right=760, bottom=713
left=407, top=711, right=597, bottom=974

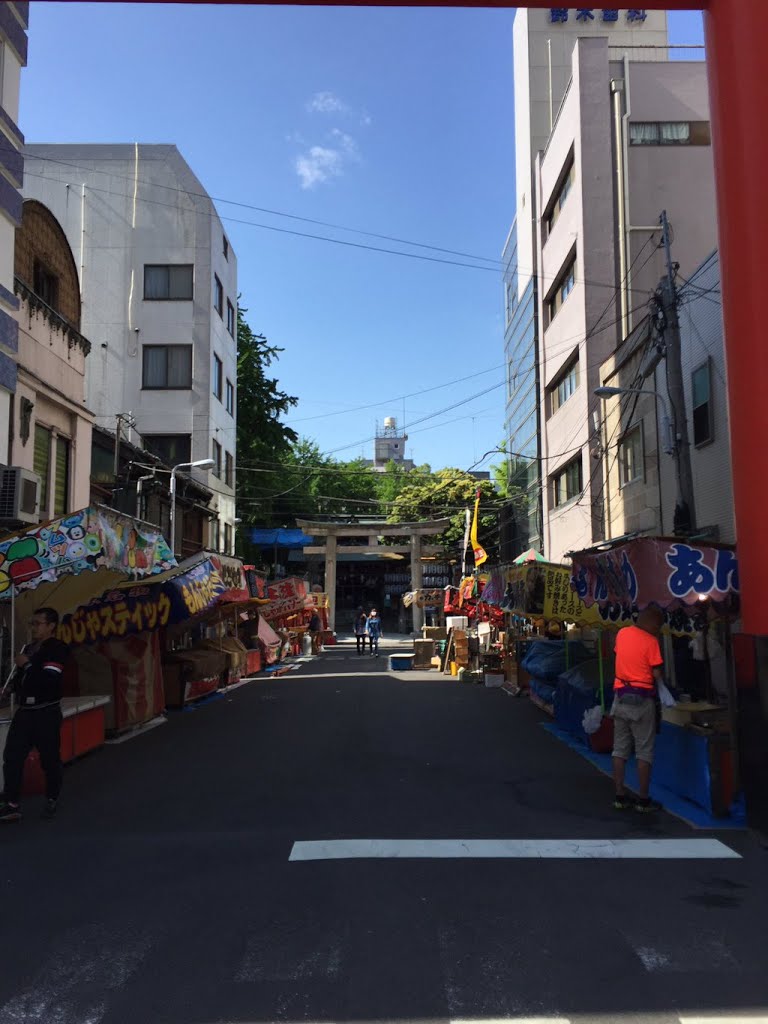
left=1, top=636, right=767, bottom=1024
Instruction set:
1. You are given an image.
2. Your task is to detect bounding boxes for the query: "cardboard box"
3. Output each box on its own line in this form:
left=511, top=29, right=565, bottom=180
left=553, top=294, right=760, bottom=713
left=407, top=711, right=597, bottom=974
left=423, top=626, right=448, bottom=641
left=447, top=616, right=469, bottom=632
left=484, top=673, right=505, bottom=688
left=662, top=701, right=727, bottom=727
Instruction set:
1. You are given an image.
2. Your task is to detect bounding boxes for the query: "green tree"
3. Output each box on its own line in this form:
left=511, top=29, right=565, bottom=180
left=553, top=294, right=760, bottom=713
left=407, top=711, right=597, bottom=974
left=387, top=469, right=499, bottom=555
left=235, top=306, right=299, bottom=545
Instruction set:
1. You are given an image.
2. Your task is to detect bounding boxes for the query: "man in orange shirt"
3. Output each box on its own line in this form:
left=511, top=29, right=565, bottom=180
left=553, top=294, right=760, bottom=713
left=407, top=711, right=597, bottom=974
left=612, top=606, right=665, bottom=813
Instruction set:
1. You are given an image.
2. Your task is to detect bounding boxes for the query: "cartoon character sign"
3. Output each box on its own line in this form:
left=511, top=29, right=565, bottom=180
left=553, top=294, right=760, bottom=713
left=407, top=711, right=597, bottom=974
left=0, top=507, right=176, bottom=600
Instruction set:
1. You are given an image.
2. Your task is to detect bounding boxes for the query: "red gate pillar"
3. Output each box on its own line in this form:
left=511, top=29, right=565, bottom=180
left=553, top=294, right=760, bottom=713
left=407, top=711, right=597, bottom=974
left=704, top=0, right=768, bottom=634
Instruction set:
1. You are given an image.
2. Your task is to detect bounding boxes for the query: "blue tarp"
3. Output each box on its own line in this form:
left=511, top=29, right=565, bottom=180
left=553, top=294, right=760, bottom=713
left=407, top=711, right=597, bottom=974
left=249, top=528, right=314, bottom=548
left=542, top=722, right=746, bottom=830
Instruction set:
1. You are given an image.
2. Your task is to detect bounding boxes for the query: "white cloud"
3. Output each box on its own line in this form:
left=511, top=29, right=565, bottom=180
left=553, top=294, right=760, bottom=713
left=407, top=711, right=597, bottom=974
left=330, top=129, right=360, bottom=158
left=307, top=91, right=348, bottom=115
left=295, top=146, right=345, bottom=189
left=294, top=130, right=361, bottom=190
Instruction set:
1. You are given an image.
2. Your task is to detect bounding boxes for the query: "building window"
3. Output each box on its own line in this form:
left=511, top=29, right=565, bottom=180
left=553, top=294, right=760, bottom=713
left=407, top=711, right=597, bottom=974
left=213, top=354, right=223, bottom=401
left=33, top=424, right=51, bottom=514
left=227, top=299, right=236, bottom=337
left=547, top=256, right=577, bottom=325
left=210, top=519, right=220, bottom=552
left=224, top=522, right=233, bottom=554
left=54, top=437, right=71, bottom=517
left=545, top=159, right=575, bottom=237
left=692, top=359, right=713, bottom=446
left=225, top=379, right=235, bottom=416
left=143, top=434, right=191, bottom=466
left=505, top=280, right=516, bottom=326
left=619, top=425, right=643, bottom=487
left=33, top=259, right=59, bottom=309
left=212, top=439, right=222, bottom=478
left=225, top=451, right=234, bottom=487
left=552, top=455, right=582, bottom=508
left=550, top=356, right=579, bottom=414
left=214, top=275, right=224, bottom=317
left=223, top=236, right=229, bottom=261
left=144, top=265, right=194, bottom=301
left=142, top=345, right=193, bottom=390
left=629, top=121, right=711, bottom=146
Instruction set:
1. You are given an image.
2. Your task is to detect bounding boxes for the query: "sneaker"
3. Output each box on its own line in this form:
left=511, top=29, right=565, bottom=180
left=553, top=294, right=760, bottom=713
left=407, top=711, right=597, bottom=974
left=41, top=799, right=58, bottom=821
left=0, top=801, right=22, bottom=823
left=634, top=797, right=663, bottom=814
left=613, top=794, right=635, bottom=811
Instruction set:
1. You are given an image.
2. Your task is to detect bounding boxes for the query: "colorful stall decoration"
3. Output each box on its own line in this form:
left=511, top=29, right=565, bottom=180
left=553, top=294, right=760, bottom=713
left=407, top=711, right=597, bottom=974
left=0, top=505, right=175, bottom=605
left=261, top=577, right=309, bottom=620
left=502, top=562, right=603, bottom=627
left=570, top=537, right=740, bottom=626
left=244, top=566, right=269, bottom=600
left=59, top=555, right=238, bottom=647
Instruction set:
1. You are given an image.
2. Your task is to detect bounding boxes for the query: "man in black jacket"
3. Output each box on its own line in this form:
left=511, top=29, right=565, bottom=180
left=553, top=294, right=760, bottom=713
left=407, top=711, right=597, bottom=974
left=0, top=607, right=70, bottom=822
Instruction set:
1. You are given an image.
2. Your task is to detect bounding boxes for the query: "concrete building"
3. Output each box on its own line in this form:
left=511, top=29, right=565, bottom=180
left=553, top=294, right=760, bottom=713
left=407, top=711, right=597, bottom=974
left=597, top=249, right=733, bottom=545
left=0, top=2, right=28, bottom=463
left=363, top=417, right=415, bottom=473
left=10, top=199, right=93, bottom=521
left=503, top=8, right=669, bottom=556
left=21, top=144, right=238, bottom=554
left=515, top=31, right=716, bottom=561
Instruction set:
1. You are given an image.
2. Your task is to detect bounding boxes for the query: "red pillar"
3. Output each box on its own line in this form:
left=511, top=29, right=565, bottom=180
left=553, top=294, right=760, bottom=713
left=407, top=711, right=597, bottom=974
left=704, top=0, right=768, bottom=633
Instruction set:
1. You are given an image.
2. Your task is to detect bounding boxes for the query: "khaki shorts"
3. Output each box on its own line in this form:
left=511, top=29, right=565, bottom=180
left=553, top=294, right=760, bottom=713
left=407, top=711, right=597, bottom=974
left=611, top=696, right=656, bottom=764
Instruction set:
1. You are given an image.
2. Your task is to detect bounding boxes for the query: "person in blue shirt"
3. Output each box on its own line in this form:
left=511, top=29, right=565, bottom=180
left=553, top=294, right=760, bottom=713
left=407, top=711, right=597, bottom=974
left=366, top=608, right=382, bottom=657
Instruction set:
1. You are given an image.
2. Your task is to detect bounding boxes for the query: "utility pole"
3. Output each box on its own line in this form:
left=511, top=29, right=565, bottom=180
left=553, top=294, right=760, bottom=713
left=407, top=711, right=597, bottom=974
left=659, top=210, right=696, bottom=535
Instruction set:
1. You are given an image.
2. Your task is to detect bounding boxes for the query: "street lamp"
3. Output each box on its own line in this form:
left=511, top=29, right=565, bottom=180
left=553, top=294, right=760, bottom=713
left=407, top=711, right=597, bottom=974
left=593, top=386, right=675, bottom=455
left=170, top=458, right=215, bottom=556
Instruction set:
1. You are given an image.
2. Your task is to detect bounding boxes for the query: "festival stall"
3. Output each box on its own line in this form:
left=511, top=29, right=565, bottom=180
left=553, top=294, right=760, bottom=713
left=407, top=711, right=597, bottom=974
left=497, top=560, right=605, bottom=717
left=61, top=552, right=255, bottom=723
left=0, top=505, right=176, bottom=782
left=569, top=536, right=742, bottom=822
left=258, top=578, right=330, bottom=657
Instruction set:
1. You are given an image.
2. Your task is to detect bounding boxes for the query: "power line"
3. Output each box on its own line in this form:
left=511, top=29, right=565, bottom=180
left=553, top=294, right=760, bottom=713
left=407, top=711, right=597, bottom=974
left=24, top=165, right=670, bottom=297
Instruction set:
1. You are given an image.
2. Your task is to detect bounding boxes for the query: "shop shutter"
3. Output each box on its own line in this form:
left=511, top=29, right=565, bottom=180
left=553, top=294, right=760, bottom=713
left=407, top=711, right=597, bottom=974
left=54, top=437, right=70, bottom=517
left=33, top=424, right=51, bottom=516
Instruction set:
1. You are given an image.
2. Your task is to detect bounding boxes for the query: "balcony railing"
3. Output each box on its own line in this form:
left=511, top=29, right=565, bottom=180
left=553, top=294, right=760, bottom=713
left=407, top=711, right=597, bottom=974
left=14, top=276, right=92, bottom=356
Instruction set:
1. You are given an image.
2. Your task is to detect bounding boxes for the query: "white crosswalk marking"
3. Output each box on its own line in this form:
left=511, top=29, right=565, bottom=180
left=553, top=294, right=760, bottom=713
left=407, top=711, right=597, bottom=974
left=451, top=1020, right=571, bottom=1024
left=289, top=838, right=740, bottom=860
left=679, top=1018, right=768, bottom=1023
left=0, top=925, right=154, bottom=1024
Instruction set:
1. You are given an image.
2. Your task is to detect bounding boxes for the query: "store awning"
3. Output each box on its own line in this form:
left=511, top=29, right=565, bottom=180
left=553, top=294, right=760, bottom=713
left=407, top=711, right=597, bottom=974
left=60, top=553, right=251, bottom=647
left=570, top=536, right=739, bottom=613
left=0, top=505, right=175, bottom=619
left=250, top=528, right=314, bottom=548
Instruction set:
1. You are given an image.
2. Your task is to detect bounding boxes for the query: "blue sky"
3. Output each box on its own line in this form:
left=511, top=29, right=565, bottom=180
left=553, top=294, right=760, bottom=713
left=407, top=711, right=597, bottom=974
left=21, top=4, right=704, bottom=473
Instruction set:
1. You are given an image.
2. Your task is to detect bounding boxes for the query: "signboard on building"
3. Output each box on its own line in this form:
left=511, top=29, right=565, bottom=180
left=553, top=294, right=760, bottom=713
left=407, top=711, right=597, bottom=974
left=548, top=8, right=648, bottom=24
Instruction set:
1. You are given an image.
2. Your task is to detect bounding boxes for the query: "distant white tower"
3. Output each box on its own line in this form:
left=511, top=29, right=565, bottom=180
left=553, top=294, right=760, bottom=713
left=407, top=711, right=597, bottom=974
left=373, top=417, right=412, bottom=471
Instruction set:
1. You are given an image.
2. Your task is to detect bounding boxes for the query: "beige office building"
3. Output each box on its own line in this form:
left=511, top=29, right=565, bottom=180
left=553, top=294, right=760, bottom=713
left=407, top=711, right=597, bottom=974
left=534, top=36, right=717, bottom=560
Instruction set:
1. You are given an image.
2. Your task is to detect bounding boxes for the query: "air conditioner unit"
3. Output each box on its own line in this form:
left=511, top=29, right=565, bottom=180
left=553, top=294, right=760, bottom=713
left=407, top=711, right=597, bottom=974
left=0, top=466, right=41, bottom=524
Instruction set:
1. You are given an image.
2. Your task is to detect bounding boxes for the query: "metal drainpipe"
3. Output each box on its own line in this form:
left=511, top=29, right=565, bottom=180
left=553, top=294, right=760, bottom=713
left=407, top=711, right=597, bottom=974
left=611, top=77, right=629, bottom=341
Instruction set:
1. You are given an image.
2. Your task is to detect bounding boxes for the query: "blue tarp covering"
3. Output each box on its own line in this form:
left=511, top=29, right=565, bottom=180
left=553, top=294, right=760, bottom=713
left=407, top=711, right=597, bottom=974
left=249, top=528, right=314, bottom=548
left=542, top=722, right=746, bottom=830
left=520, top=639, right=592, bottom=681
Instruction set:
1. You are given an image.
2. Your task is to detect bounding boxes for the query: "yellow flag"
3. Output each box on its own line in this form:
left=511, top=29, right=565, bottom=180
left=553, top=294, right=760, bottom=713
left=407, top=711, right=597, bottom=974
left=470, top=489, right=488, bottom=567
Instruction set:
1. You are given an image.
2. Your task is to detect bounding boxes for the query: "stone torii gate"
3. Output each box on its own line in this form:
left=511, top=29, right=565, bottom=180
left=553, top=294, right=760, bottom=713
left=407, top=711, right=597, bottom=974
left=196, top=0, right=765, bottom=634
left=296, top=518, right=452, bottom=633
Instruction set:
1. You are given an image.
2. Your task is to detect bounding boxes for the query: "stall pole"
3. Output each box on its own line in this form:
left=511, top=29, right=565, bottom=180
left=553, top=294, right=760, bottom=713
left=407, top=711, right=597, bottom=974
left=597, top=629, right=606, bottom=713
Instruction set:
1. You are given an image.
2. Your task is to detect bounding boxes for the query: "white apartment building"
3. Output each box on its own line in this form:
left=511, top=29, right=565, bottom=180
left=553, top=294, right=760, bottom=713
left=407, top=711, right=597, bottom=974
left=22, top=144, right=238, bottom=553
left=536, top=38, right=717, bottom=560
left=503, top=8, right=669, bottom=554
left=0, top=2, right=27, bottom=461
